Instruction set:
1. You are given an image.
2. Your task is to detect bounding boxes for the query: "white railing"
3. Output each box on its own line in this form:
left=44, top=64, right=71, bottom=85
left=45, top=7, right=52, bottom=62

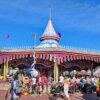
left=61, top=45, right=100, bottom=55
left=0, top=45, right=100, bottom=55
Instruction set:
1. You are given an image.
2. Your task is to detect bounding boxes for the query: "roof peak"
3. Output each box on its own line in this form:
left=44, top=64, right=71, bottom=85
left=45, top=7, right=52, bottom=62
left=39, top=9, right=60, bottom=48
left=41, top=6, right=57, bottom=36
left=40, top=18, right=60, bottom=41
left=42, top=18, right=57, bottom=36
left=40, top=8, right=60, bottom=42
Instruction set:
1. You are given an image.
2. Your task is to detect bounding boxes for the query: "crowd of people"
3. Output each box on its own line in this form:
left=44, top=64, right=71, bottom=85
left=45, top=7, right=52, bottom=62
left=5, top=71, right=49, bottom=100
left=5, top=71, right=100, bottom=100
left=56, top=74, right=100, bottom=100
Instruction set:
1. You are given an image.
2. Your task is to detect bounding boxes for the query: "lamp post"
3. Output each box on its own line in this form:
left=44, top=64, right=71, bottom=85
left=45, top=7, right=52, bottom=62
left=31, top=33, right=37, bottom=68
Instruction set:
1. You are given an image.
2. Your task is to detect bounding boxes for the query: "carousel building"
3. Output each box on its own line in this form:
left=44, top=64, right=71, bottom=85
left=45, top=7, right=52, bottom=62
left=0, top=16, right=100, bottom=82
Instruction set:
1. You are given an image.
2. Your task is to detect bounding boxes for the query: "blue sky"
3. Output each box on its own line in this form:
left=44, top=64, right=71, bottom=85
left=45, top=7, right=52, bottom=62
left=0, top=0, right=100, bottom=50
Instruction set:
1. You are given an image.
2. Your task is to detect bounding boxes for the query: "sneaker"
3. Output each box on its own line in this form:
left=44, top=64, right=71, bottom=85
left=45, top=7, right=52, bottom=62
left=31, top=94, right=35, bottom=97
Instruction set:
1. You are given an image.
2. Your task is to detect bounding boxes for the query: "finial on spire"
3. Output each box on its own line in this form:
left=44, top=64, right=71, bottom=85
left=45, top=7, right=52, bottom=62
left=49, top=5, right=51, bottom=19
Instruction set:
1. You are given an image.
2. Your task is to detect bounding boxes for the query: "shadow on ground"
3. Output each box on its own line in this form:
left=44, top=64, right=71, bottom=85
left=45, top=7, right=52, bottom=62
left=82, top=93, right=99, bottom=100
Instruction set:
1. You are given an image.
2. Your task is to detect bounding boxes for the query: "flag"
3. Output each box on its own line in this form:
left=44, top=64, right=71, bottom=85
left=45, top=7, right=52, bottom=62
left=32, top=33, right=36, bottom=37
left=57, top=32, right=61, bottom=37
left=5, top=33, right=10, bottom=39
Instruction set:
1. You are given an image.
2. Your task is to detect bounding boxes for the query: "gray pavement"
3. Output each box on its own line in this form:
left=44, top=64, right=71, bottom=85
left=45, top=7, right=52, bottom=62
left=20, top=93, right=99, bottom=100
left=0, top=90, right=99, bottom=100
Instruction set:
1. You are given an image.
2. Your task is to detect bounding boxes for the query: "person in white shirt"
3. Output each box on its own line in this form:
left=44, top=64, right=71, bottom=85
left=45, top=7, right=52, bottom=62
left=32, top=77, right=36, bottom=85
left=63, top=76, right=70, bottom=100
left=59, top=74, right=64, bottom=83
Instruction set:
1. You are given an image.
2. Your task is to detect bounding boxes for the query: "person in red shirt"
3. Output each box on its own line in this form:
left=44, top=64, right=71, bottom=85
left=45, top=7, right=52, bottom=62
left=41, top=75, right=47, bottom=92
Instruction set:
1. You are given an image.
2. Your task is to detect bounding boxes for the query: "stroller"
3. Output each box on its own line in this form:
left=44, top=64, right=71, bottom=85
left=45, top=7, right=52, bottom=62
left=51, top=83, right=64, bottom=97
left=86, top=84, right=93, bottom=93
left=82, top=83, right=93, bottom=93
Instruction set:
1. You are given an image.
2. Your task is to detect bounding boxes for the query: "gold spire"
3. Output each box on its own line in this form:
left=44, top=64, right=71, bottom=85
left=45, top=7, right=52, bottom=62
left=49, top=6, right=51, bottom=19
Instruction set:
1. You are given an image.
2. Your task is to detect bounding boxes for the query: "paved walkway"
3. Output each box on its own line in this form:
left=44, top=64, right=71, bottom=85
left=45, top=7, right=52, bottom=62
left=0, top=90, right=99, bottom=100
left=21, top=93, right=98, bottom=100
left=20, top=93, right=99, bottom=100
